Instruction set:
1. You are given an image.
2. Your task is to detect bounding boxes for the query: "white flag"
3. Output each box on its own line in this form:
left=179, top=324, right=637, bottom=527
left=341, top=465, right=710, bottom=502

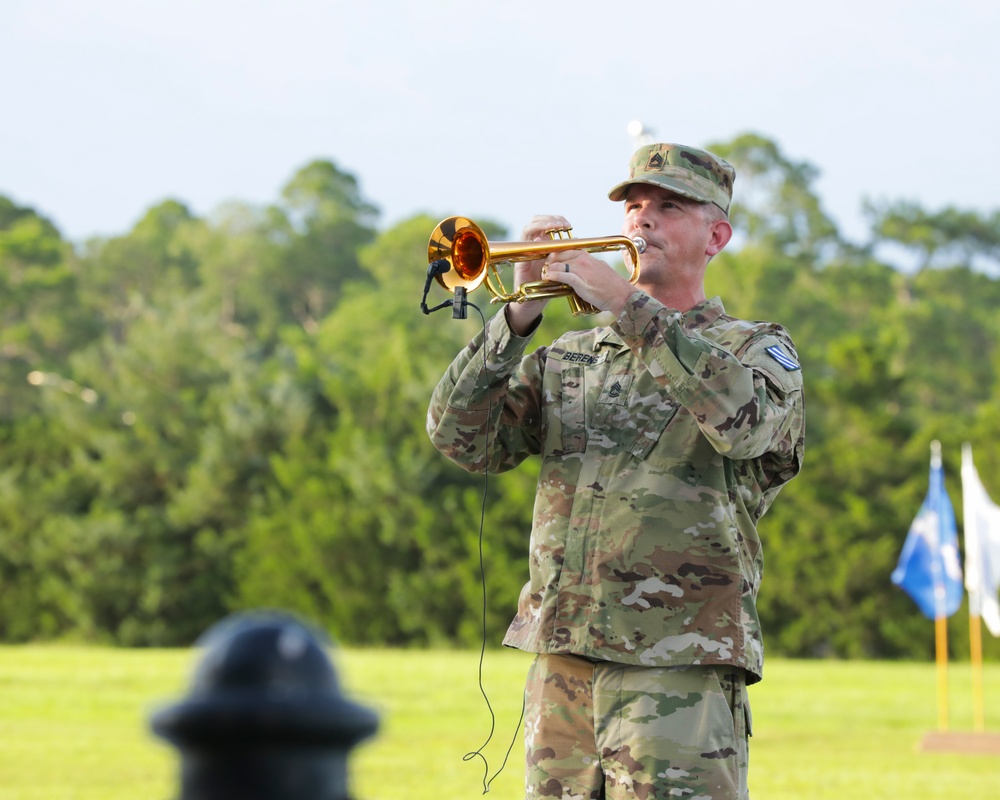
left=961, top=443, right=1000, bottom=636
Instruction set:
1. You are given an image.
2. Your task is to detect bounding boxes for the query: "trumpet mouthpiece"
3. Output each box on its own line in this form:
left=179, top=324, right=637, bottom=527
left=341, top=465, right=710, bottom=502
left=633, top=236, right=647, bottom=254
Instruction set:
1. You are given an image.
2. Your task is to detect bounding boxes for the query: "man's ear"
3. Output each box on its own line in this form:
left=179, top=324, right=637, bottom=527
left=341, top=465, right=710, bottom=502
left=707, top=219, right=733, bottom=257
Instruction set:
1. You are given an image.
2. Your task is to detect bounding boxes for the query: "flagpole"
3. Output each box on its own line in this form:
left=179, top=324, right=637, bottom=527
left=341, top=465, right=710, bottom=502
left=969, top=612, right=985, bottom=731
left=935, top=613, right=949, bottom=731
left=962, top=442, right=992, bottom=734
left=931, top=440, right=949, bottom=733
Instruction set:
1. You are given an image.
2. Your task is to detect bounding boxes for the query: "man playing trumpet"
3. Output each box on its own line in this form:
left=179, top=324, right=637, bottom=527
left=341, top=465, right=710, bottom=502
left=427, top=143, right=805, bottom=800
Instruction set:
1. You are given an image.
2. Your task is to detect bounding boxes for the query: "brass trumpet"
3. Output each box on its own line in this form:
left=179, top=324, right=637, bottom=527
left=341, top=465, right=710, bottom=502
left=427, top=216, right=646, bottom=316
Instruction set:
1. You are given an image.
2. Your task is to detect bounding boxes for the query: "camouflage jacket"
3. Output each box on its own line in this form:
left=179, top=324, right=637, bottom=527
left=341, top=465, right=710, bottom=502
left=426, top=293, right=805, bottom=682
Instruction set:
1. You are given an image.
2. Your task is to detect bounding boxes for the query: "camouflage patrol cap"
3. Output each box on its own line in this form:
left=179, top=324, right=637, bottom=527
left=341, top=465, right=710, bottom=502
left=608, top=143, right=735, bottom=215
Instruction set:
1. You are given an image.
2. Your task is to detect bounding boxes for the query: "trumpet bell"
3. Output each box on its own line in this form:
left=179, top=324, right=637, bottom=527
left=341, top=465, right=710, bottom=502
left=427, top=216, right=489, bottom=293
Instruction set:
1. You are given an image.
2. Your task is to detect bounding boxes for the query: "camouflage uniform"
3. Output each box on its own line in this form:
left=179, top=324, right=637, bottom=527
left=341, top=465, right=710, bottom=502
left=426, top=143, right=805, bottom=799
left=524, top=654, right=749, bottom=799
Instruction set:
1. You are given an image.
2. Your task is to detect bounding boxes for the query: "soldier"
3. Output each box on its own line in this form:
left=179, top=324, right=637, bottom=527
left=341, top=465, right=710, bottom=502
left=427, top=143, right=805, bottom=799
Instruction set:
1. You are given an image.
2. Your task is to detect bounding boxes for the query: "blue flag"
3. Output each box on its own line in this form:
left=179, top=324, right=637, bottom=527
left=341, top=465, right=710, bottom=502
left=891, top=442, right=964, bottom=619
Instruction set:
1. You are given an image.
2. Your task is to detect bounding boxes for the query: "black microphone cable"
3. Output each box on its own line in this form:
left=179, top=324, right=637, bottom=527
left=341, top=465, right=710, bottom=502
left=422, top=272, right=524, bottom=793
left=459, top=301, right=525, bottom=794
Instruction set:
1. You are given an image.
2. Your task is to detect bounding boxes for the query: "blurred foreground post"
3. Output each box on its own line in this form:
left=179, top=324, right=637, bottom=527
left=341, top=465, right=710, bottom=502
left=151, top=612, right=379, bottom=800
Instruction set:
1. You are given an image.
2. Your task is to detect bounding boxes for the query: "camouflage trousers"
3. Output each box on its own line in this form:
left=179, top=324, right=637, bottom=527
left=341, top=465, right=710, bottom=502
left=523, top=653, right=751, bottom=800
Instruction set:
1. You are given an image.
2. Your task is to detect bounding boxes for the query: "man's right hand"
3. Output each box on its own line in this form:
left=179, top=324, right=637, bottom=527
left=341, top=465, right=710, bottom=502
left=506, top=215, right=571, bottom=336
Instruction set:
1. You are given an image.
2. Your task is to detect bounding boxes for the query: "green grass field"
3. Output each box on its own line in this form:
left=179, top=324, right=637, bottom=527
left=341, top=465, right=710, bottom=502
left=1, top=645, right=998, bottom=799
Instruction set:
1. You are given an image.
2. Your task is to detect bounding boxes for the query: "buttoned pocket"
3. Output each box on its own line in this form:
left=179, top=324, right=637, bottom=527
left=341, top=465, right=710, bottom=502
left=619, top=373, right=716, bottom=485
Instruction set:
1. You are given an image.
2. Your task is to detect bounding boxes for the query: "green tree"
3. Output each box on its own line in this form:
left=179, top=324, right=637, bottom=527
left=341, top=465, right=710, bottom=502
left=708, top=132, right=841, bottom=262
left=255, top=160, right=380, bottom=336
left=866, top=200, right=1000, bottom=272
left=892, top=264, right=1000, bottom=419
left=0, top=197, right=92, bottom=420
left=10, top=299, right=304, bottom=644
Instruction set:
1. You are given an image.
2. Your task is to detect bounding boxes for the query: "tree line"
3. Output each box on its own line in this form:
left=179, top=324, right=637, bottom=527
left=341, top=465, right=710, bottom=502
left=2, top=133, right=1000, bottom=660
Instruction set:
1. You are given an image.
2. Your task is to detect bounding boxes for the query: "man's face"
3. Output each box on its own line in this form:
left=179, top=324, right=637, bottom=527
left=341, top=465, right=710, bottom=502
left=620, top=183, right=729, bottom=288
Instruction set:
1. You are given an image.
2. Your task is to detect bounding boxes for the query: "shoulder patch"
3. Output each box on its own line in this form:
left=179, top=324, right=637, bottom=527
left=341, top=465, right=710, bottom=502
left=765, top=345, right=801, bottom=371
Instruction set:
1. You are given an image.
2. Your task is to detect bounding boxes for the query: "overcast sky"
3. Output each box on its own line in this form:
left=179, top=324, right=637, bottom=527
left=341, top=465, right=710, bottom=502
left=3, top=0, right=998, bottom=251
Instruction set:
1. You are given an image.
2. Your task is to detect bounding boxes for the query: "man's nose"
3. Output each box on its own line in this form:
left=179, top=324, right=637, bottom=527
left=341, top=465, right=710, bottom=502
left=632, top=204, right=655, bottom=229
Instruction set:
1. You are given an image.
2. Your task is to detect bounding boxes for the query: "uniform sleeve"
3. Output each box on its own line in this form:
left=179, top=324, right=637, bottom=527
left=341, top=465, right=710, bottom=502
left=426, top=309, right=547, bottom=474
left=613, top=292, right=805, bottom=484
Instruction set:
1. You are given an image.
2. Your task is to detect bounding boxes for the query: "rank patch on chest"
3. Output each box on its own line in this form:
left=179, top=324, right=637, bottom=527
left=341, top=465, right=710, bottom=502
left=765, top=345, right=801, bottom=371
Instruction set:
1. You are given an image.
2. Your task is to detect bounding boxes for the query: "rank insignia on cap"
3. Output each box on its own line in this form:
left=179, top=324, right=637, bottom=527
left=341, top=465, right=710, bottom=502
left=766, top=345, right=801, bottom=371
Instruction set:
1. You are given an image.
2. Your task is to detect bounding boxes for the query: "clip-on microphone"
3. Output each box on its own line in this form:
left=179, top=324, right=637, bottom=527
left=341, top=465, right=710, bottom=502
left=421, top=259, right=468, bottom=319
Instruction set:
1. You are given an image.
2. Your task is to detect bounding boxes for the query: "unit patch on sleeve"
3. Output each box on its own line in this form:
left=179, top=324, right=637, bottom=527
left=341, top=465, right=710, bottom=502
left=765, top=345, right=801, bottom=371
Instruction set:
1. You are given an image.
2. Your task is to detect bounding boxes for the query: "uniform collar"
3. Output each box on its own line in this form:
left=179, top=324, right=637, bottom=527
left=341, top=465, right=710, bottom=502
left=596, top=295, right=727, bottom=349
left=681, top=296, right=726, bottom=330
